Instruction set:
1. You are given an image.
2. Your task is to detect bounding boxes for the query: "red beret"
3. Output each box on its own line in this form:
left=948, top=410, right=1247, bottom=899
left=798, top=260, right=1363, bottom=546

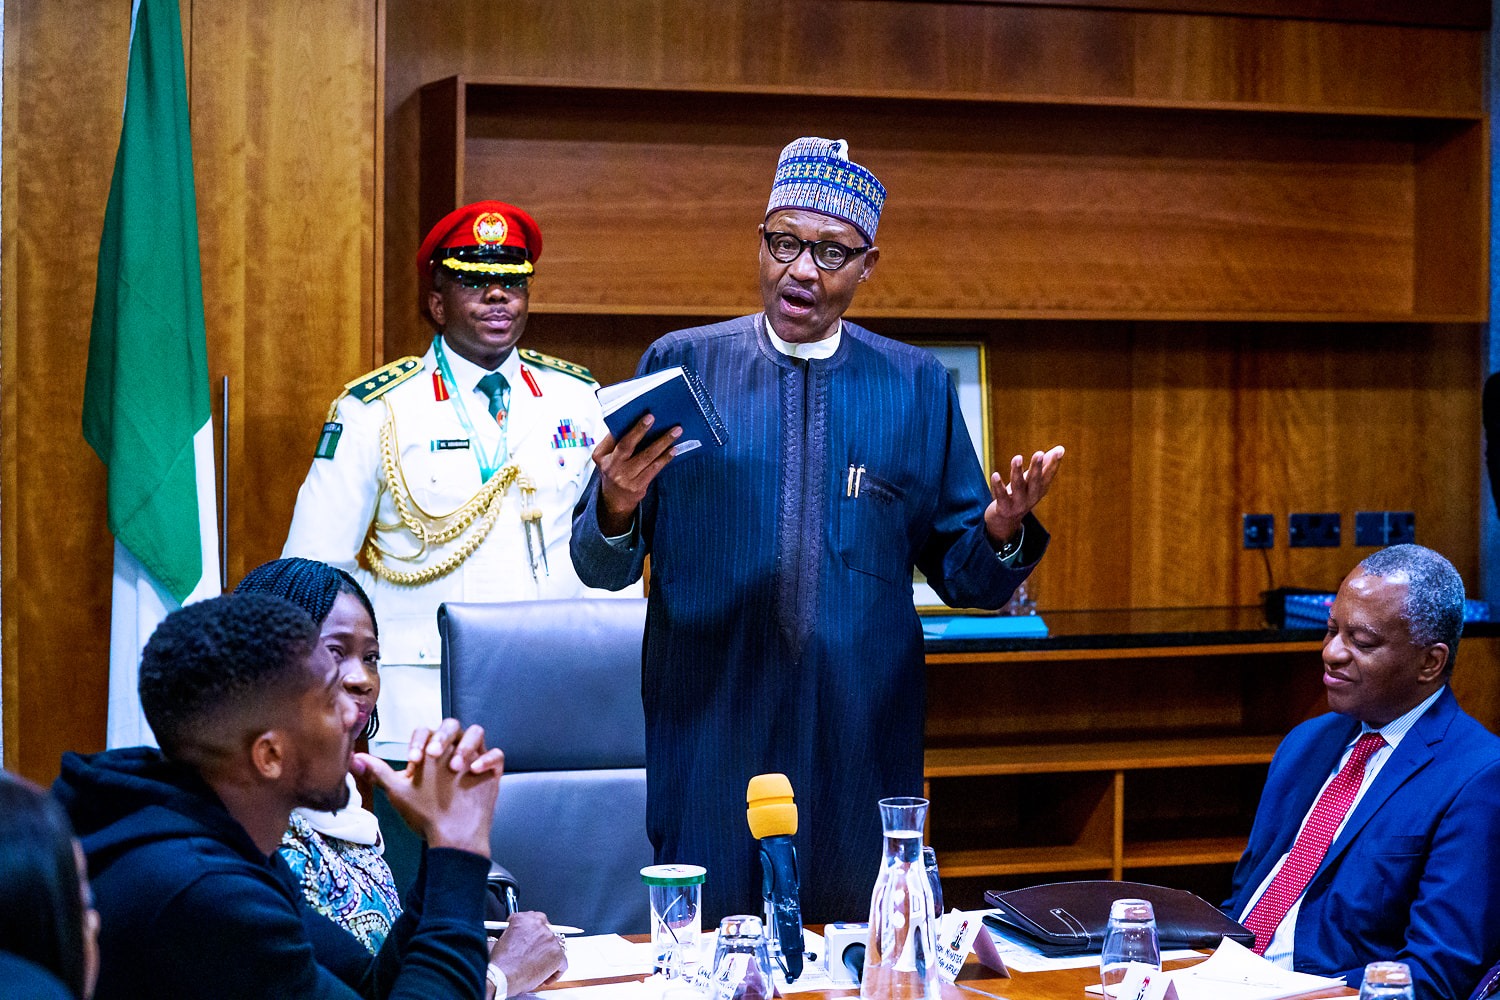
left=415, top=200, right=543, bottom=283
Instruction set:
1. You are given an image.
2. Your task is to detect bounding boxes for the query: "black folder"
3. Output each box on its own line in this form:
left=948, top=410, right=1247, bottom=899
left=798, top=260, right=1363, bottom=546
left=982, top=880, right=1254, bottom=957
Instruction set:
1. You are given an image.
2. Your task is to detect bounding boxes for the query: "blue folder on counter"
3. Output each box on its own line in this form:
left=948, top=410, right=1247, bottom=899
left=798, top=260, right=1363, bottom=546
left=922, top=615, right=1049, bottom=640
left=1283, top=592, right=1495, bottom=630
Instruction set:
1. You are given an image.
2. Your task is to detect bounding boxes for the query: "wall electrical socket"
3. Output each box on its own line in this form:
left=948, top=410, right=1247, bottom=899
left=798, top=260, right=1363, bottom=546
left=1289, top=512, right=1341, bottom=548
left=1355, top=511, right=1415, bottom=547
left=1242, top=513, right=1274, bottom=549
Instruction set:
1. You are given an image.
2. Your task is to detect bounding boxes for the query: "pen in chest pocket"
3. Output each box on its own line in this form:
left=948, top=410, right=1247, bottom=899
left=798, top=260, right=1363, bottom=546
left=846, top=463, right=866, bottom=497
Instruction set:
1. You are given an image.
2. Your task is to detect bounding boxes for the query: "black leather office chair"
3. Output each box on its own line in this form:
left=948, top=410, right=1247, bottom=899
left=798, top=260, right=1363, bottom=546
left=439, top=598, right=653, bottom=934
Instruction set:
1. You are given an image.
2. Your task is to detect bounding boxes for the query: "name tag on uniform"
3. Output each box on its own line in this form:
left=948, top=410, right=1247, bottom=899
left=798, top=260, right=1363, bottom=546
left=430, top=438, right=471, bottom=451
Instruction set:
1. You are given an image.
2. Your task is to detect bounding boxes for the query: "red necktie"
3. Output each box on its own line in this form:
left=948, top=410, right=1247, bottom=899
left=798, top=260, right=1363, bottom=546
left=1244, top=732, right=1387, bottom=955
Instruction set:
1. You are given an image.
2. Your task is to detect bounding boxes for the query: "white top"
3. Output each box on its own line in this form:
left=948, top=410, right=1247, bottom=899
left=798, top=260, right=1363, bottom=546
left=294, top=774, right=382, bottom=848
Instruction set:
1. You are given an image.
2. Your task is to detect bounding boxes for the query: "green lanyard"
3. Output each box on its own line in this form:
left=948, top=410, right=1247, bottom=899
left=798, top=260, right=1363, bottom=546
left=433, top=337, right=506, bottom=482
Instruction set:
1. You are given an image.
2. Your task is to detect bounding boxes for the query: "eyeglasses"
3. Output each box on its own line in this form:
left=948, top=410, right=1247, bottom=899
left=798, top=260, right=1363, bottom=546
left=444, top=270, right=531, bottom=291
left=762, top=231, right=870, bottom=272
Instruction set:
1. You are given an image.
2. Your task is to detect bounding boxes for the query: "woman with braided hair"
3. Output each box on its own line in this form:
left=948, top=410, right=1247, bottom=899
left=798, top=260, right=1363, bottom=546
left=234, top=557, right=401, bottom=952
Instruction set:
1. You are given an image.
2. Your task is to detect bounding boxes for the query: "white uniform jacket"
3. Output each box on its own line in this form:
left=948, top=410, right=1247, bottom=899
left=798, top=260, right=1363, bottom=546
left=283, top=337, right=633, bottom=756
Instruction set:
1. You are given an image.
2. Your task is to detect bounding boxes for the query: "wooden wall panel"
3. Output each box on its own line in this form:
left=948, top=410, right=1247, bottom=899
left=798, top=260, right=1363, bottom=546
left=1, top=2, right=376, bottom=782
left=1, top=0, right=130, bottom=779
left=1128, top=330, right=1240, bottom=607
left=190, top=3, right=379, bottom=590
left=949, top=1, right=1489, bottom=29
left=868, top=321, right=1480, bottom=611
left=1130, top=16, right=1483, bottom=109
left=1415, top=121, right=1489, bottom=315
left=1453, top=638, right=1500, bottom=731
left=2, top=1, right=14, bottom=763
left=442, top=87, right=1436, bottom=321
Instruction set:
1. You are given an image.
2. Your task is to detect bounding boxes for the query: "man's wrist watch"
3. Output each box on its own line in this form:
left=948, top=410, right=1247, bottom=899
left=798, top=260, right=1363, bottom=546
left=487, top=963, right=508, bottom=998
left=995, top=523, right=1025, bottom=562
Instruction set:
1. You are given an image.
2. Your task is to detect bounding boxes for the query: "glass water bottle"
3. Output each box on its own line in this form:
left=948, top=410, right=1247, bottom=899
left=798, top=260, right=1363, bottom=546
left=861, top=797, right=939, bottom=1000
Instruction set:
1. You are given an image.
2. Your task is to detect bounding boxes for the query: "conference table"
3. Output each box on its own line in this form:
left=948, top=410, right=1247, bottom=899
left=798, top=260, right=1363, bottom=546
left=549, top=935, right=1358, bottom=1000
left=919, top=958, right=1355, bottom=1000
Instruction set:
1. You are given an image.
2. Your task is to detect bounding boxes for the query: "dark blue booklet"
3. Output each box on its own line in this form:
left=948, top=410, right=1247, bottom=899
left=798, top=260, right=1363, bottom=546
left=597, top=365, right=728, bottom=458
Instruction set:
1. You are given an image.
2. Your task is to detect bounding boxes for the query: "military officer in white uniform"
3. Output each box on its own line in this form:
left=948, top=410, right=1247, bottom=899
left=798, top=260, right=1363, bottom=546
left=284, top=200, right=630, bottom=758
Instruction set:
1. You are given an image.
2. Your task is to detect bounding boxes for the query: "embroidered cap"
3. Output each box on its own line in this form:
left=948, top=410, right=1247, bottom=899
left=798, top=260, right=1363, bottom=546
left=765, top=137, right=886, bottom=244
left=416, top=200, right=543, bottom=284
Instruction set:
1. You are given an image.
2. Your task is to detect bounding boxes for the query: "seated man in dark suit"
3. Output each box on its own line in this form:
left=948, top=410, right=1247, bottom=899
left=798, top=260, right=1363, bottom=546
left=1224, top=544, right=1500, bottom=1000
left=54, top=593, right=508, bottom=1000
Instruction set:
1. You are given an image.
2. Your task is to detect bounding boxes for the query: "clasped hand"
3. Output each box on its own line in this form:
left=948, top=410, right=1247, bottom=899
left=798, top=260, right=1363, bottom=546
left=353, top=718, right=503, bottom=857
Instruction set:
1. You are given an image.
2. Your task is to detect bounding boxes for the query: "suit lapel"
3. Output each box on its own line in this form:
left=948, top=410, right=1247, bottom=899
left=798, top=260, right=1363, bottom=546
left=1313, top=688, right=1453, bottom=880
left=1268, top=719, right=1360, bottom=862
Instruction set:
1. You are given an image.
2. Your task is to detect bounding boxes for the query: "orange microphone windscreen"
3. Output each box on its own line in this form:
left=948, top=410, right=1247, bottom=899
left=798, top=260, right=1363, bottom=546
left=747, top=772, right=798, bottom=839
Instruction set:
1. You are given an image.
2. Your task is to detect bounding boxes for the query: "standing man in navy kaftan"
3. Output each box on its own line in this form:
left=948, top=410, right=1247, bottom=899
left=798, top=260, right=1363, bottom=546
left=571, top=138, right=1065, bottom=923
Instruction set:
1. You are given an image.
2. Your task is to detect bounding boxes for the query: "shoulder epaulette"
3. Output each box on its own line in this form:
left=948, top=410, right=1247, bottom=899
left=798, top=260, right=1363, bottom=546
left=344, top=356, right=425, bottom=403
left=520, top=348, right=594, bottom=384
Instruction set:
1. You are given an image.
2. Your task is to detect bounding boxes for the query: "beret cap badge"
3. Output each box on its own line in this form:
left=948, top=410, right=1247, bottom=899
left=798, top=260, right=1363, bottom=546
left=474, top=212, right=509, bottom=246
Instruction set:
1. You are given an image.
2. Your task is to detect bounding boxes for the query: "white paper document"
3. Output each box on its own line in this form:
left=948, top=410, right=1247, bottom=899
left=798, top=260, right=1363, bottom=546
left=1167, top=937, right=1345, bottom=1000
left=551, top=929, right=831, bottom=996
left=540, top=983, right=659, bottom=1000
left=1083, top=937, right=1345, bottom=1000
left=553, top=934, right=658, bottom=983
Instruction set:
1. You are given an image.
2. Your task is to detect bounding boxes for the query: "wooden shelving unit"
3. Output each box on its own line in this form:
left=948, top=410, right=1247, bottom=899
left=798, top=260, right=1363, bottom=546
left=925, top=734, right=1285, bottom=777
left=923, top=735, right=1284, bottom=880
left=920, top=637, right=1325, bottom=893
left=419, top=75, right=1486, bottom=326
left=920, top=633, right=1500, bottom=900
left=408, top=69, right=1487, bottom=619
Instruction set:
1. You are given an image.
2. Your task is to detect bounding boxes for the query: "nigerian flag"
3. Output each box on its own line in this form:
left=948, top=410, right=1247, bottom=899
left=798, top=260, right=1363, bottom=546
left=83, top=0, right=220, bottom=748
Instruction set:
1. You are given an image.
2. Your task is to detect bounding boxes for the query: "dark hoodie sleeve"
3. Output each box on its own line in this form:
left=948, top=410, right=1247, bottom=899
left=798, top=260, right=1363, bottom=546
left=379, top=848, right=490, bottom=1000
left=144, top=850, right=486, bottom=999
left=350, top=847, right=490, bottom=1000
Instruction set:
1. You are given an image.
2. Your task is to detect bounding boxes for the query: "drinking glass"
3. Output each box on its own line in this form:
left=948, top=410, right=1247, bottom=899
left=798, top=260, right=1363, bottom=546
left=1001, top=579, right=1037, bottom=615
left=1359, top=961, right=1415, bottom=999
left=1099, top=898, right=1160, bottom=999
left=707, top=914, right=775, bottom=1000
left=641, top=863, right=705, bottom=980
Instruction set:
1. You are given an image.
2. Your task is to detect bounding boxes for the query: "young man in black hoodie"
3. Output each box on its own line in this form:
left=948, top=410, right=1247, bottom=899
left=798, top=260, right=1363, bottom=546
left=53, top=593, right=513, bottom=1000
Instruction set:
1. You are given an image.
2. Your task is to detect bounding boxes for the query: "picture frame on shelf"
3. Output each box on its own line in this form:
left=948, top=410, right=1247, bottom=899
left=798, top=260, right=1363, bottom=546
left=914, top=341, right=992, bottom=613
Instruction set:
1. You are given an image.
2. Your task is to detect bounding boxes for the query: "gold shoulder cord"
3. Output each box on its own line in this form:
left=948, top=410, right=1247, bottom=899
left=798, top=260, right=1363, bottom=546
left=363, top=403, right=523, bottom=587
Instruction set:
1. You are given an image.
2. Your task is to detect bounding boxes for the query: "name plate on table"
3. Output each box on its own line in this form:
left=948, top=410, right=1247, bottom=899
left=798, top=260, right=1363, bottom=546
left=922, top=615, right=1049, bottom=640
left=934, top=910, right=1009, bottom=981
left=1109, top=963, right=1180, bottom=1000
